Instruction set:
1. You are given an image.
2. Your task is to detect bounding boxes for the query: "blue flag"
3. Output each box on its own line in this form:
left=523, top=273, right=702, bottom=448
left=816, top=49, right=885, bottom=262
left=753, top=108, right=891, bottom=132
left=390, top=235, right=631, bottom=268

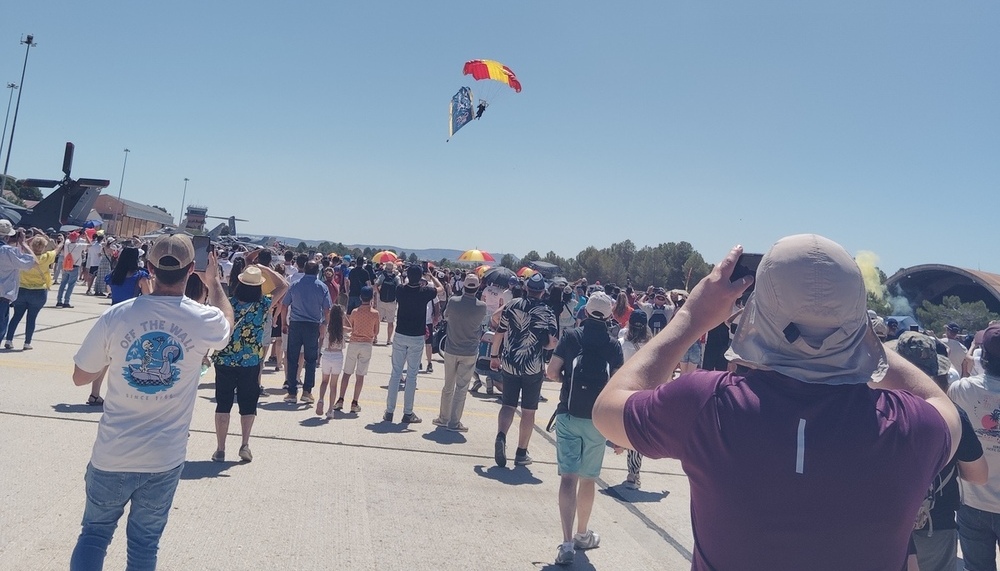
left=448, top=86, right=474, bottom=140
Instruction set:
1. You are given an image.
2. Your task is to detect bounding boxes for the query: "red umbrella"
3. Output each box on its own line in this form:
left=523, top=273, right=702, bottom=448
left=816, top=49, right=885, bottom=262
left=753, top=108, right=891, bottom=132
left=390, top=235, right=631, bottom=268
left=458, top=249, right=496, bottom=263
left=372, top=250, right=400, bottom=264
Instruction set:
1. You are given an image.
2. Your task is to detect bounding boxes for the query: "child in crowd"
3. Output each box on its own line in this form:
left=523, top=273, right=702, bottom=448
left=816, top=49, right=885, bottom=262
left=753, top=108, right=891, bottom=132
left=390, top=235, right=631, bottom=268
left=615, top=309, right=651, bottom=489
left=338, top=286, right=379, bottom=414
left=316, top=305, right=349, bottom=418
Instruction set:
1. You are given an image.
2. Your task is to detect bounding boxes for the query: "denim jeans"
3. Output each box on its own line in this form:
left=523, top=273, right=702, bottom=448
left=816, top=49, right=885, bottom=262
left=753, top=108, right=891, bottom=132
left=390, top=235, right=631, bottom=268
left=385, top=333, right=423, bottom=416
left=957, top=504, right=1000, bottom=571
left=285, top=321, right=320, bottom=395
left=0, top=297, right=10, bottom=342
left=59, top=266, right=81, bottom=305
left=6, top=288, right=46, bottom=344
left=70, top=462, right=184, bottom=571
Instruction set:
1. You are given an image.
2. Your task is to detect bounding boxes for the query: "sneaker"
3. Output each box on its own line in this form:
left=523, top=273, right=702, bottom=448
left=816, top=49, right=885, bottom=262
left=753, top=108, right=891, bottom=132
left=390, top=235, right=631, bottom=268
left=63, top=304, right=74, bottom=309
left=300, top=391, right=315, bottom=404
left=401, top=412, right=422, bottom=424
left=426, top=363, right=433, bottom=373
left=350, top=401, right=361, bottom=413
left=258, top=385, right=266, bottom=398
left=555, top=543, right=575, bottom=566
left=398, top=382, right=406, bottom=392
left=469, top=379, right=483, bottom=393
left=55, top=302, right=64, bottom=308
left=625, top=474, right=641, bottom=490
left=22, top=343, right=32, bottom=350
left=514, top=453, right=533, bottom=466
left=326, top=408, right=336, bottom=420
left=446, top=423, right=469, bottom=433
left=3, top=341, right=12, bottom=350
left=494, top=434, right=507, bottom=468
left=333, top=398, right=344, bottom=411
left=573, top=530, right=601, bottom=550
left=283, top=393, right=298, bottom=403
left=431, top=417, right=447, bottom=427
left=238, top=445, right=252, bottom=462
left=265, top=356, right=277, bottom=365
left=383, top=412, right=394, bottom=423
left=211, top=450, right=225, bottom=462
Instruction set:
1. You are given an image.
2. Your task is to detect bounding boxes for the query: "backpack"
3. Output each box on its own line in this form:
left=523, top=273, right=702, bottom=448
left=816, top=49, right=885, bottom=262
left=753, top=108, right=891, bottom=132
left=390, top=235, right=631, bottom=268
left=566, top=340, right=612, bottom=419
left=378, top=272, right=399, bottom=303
left=913, top=464, right=956, bottom=535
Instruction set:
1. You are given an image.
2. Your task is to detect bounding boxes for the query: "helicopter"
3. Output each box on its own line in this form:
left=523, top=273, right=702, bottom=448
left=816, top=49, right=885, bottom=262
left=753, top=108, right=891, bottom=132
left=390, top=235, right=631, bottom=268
left=0, top=142, right=109, bottom=231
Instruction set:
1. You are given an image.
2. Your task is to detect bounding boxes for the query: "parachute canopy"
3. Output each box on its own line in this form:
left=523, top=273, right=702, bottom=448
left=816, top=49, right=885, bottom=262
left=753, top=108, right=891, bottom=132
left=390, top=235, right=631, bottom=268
left=463, top=60, right=522, bottom=93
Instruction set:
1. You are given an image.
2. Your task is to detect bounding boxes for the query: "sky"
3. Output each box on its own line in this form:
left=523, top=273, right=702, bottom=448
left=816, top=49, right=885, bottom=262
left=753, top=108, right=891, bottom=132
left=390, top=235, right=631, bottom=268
left=1, top=2, right=997, bottom=275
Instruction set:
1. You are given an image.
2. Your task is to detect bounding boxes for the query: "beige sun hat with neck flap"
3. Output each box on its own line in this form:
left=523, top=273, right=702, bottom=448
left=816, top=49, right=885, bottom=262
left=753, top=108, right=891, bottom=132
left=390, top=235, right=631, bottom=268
left=726, top=234, right=887, bottom=385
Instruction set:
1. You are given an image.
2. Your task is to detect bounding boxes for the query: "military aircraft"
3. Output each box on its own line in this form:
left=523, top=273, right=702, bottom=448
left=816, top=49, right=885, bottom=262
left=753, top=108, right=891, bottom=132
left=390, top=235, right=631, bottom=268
left=0, top=142, right=109, bottom=230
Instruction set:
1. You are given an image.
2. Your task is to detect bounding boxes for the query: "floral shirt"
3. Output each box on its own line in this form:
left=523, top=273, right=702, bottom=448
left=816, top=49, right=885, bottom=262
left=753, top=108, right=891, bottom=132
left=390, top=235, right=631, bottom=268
left=214, top=296, right=272, bottom=367
left=497, top=297, right=558, bottom=377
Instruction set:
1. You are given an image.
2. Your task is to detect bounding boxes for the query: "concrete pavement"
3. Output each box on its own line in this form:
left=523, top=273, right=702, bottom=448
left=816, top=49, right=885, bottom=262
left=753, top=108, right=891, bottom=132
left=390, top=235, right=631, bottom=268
left=0, top=289, right=696, bottom=570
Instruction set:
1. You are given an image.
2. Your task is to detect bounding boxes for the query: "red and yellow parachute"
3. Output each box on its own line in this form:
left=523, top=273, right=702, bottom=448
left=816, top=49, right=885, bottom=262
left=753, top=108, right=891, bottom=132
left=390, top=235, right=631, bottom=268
left=463, top=60, right=522, bottom=93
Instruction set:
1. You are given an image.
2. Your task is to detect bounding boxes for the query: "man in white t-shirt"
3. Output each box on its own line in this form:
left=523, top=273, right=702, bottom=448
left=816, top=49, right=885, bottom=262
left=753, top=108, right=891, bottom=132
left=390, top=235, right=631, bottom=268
left=940, top=322, right=970, bottom=377
left=69, top=234, right=233, bottom=570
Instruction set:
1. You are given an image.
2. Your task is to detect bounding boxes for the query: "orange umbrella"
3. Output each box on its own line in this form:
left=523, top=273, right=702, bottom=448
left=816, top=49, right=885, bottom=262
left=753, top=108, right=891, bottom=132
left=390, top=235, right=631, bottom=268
left=474, top=264, right=492, bottom=278
left=516, top=266, right=535, bottom=278
left=372, top=250, right=400, bottom=264
left=458, top=249, right=496, bottom=263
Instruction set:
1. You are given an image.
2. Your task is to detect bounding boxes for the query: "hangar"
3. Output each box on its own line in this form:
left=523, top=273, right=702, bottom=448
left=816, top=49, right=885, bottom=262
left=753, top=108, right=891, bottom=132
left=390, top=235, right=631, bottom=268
left=885, top=265, right=1000, bottom=315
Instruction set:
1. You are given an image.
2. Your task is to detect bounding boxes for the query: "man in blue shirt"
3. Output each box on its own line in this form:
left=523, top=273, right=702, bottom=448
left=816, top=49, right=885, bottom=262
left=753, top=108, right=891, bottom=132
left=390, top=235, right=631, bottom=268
left=282, top=261, right=331, bottom=404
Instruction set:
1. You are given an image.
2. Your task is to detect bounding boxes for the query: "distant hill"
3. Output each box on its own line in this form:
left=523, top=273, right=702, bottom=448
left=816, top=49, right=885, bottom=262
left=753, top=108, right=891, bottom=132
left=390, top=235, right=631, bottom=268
left=244, top=236, right=476, bottom=262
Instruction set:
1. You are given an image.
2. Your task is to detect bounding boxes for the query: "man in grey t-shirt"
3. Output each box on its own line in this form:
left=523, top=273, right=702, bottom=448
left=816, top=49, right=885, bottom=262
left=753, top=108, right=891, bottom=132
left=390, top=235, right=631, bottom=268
left=433, top=274, right=487, bottom=432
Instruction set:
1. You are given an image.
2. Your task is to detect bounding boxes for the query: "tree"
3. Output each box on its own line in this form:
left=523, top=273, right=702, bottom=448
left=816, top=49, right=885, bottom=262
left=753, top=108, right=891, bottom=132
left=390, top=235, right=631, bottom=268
left=150, top=205, right=169, bottom=214
left=408, top=253, right=419, bottom=263
left=499, top=253, right=518, bottom=268
left=296, top=241, right=308, bottom=253
left=522, top=250, right=541, bottom=263
left=916, top=296, right=1000, bottom=334
left=15, top=183, right=41, bottom=201
left=438, top=258, right=450, bottom=268
left=398, top=251, right=407, bottom=262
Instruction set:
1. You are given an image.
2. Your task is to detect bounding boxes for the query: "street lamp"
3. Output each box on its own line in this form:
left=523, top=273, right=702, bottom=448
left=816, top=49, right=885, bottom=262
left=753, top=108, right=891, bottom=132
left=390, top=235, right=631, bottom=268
left=1, top=34, right=37, bottom=187
left=0, top=83, right=18, bottom=192
left=179, top=178, right=189, bottom=228
left=115, top=148, right=130, bottom=234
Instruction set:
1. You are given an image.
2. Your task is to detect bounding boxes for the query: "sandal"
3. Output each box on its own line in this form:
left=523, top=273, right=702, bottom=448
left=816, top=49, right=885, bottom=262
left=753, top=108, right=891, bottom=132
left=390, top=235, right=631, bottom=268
left=316, top=400, right=324, bottom=416
left=87, top=395, right=104, bottom=406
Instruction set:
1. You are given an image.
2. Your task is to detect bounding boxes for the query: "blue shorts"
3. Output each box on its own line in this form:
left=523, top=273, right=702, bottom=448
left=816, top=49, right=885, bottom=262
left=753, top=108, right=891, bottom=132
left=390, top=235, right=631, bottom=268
left=555, top=413, right=606, bottom=479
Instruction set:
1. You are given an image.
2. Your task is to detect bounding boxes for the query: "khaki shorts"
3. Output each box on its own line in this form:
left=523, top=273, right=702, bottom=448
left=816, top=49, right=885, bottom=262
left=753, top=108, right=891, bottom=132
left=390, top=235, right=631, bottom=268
left=377, top=301, right=397, bottom=323
left=343, top=342, right=373, bottom=376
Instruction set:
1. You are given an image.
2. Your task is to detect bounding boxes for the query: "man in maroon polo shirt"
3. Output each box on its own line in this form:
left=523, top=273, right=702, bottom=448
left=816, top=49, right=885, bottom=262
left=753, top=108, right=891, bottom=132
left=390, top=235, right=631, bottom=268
left=593, top=234, right=961, bottom=571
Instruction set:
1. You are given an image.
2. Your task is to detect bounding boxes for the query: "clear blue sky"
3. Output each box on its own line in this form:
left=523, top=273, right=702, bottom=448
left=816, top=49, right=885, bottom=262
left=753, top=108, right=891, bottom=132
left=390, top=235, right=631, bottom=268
left=2, top=2, right=997, bottom=274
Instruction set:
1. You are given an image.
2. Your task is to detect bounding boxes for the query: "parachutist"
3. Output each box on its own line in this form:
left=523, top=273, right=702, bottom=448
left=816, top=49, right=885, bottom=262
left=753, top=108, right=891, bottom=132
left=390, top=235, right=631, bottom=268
left=476, top=100, right=488, bottom=120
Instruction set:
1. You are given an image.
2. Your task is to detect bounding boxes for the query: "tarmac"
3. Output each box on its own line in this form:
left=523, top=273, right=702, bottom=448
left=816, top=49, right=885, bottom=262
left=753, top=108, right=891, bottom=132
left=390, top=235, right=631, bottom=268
left=0, top=288, right=697, bottom=571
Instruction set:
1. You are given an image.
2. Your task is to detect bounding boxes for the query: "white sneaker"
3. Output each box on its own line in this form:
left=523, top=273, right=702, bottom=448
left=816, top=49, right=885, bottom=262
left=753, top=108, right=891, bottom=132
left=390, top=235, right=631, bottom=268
left=573, top=530, right=600, bottom=550
left=22, top=343, right=32, bottom=350
left=325, top=408, right=336, bottom=420
left=555, top=542, right=575, bottom=565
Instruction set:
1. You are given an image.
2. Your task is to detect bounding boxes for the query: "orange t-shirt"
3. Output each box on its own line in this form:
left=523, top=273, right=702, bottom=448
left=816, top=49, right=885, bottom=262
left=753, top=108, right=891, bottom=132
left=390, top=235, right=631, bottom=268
left=348, top=305, right=379, bottom=344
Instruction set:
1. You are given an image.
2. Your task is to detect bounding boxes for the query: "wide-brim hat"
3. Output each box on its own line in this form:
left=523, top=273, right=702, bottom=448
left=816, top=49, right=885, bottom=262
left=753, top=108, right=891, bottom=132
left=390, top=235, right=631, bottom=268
left=238, top=265, right=265, bottom=286
left=726, top=234, right=887, bottom=385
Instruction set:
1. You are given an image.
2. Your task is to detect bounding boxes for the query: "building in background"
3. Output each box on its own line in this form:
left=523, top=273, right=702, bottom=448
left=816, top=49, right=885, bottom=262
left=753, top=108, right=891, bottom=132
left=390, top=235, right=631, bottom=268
left=181, top=205, right=207, bottom=233
left=94, top=195, right=175, bottom=237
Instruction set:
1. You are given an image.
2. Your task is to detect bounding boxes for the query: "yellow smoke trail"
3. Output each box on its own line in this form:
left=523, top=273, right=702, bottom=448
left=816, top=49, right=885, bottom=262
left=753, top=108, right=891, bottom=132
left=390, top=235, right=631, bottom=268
left=855, top=250, right=887, bottom=298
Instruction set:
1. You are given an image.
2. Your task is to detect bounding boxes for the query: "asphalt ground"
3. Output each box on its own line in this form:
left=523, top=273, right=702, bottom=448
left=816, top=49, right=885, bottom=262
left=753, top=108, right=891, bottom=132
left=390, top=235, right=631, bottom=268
left=0, top=287, right=697, bottom=570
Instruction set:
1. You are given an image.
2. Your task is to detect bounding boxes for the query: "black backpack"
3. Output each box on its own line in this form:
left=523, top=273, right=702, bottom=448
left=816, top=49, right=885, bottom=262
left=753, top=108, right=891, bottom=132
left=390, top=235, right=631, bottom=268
left=566, top=343, right=611, bottom=419
left=379, top=272, right=399, bottom=303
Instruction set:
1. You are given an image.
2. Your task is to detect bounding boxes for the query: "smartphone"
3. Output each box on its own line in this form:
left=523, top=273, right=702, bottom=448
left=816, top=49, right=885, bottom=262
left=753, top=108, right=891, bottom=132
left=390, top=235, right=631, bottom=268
left=192, top=236, right=211, bottom=271
left=421, top=261, right=429, bottom=273
left=731, top=252, right=763, bottom=301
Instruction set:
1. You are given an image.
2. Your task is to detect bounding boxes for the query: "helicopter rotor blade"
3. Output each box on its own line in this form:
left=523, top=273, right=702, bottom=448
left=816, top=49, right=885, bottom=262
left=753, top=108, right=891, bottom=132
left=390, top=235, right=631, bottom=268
left=20, top=178, right=61, bottom=188
left=62, top=142, right=75, bottom=177
left=76, top=178, right=111, bottom=189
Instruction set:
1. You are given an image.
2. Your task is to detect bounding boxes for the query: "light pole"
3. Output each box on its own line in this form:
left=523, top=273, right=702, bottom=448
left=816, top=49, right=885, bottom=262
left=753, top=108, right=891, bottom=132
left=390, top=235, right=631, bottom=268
left=115, top=148, right=130, bottom=234
left=2, top=35, right=37, bottom=187
left=178, top=178, right=189, bottom=228
left=0, top=82, right=18, bottom=192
